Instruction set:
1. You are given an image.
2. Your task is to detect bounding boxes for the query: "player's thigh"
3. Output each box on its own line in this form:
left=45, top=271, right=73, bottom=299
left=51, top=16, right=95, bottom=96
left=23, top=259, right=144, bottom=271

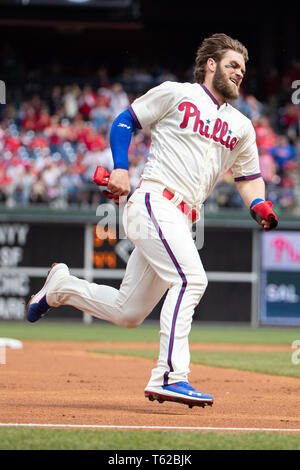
left=127, top=192, right=206, bottom=285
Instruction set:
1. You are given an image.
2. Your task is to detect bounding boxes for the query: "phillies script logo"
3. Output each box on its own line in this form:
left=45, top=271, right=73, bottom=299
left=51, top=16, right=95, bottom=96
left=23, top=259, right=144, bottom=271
left=271, top=236, right=300, bottom=263
left=178, top=101, right=238, bottom=151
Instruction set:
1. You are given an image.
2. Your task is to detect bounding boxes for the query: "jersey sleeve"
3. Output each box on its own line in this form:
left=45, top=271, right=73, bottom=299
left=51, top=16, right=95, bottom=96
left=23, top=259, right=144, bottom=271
left=129, top=81, right=178, bottom=128
left=231, top=121, right=262, bottom=182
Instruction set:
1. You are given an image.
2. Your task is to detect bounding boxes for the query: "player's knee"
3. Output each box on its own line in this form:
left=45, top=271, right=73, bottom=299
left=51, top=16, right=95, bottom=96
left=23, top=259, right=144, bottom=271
left=122, top=319, right=141, bottom=329
left=187, top=271, right=208, bottom=295
left=119, top=314, right=142, bottom=329
left=201, top=273, right=208, bottom=291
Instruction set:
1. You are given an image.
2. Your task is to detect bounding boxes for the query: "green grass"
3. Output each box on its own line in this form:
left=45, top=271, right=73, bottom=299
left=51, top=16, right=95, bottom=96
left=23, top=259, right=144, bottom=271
left=1, top=320, right=300, bottom=450
left=190, top=350, right=300, bottom=378
left=1, top=427, right=300, bottom=450
left=88, top=348, right=300, bottom=379
left=1, top=320, right=300, bottom=345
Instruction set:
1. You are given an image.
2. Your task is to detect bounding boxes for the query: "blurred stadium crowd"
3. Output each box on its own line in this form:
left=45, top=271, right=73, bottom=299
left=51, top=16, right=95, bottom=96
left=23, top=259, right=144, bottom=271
left=0, top=61, right=300, bottom=213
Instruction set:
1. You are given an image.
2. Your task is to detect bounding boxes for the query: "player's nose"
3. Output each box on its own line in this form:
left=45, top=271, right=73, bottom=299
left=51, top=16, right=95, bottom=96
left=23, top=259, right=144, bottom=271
left=235, top=70, right=244, bottom=80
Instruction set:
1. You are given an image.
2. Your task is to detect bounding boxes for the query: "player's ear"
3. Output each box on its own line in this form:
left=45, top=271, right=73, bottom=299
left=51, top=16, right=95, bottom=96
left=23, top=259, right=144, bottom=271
left=206, top=58, right=216, bottom=73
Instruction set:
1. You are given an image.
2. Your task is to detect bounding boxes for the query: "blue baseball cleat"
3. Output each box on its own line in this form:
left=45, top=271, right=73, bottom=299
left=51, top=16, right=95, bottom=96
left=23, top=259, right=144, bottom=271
left=25, top=263, right=69, bottom=323
left=144, top=381, right=214, bottom=408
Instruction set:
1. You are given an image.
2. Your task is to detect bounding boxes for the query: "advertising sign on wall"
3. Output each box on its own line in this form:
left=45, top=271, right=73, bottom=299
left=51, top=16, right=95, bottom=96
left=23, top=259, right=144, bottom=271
left=260, top=231, right=300, bottom=325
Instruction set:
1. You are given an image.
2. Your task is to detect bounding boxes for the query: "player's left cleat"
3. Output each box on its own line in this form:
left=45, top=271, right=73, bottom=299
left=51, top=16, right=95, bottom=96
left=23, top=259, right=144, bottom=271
left=144, top=381, right=214, bottom=408
left=25, top=263, right=70, bottom=323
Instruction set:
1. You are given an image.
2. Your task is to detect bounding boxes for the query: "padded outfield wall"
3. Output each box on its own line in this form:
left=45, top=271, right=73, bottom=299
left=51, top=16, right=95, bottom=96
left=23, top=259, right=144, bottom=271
left=0, top=206, right=300, bottom=326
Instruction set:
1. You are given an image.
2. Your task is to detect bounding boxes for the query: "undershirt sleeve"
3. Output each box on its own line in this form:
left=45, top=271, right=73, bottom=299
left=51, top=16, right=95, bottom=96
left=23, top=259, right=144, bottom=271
left=109, top=108, right=140, bottom=170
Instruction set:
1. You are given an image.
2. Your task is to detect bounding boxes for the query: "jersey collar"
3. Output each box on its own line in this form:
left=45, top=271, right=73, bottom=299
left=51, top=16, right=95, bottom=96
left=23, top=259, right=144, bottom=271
left=199, top=83, right=225, bottom=110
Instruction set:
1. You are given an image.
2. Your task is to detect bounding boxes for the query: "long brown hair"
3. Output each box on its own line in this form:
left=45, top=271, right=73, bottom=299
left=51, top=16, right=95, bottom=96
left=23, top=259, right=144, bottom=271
left=194, top=33, right=249, bottom=83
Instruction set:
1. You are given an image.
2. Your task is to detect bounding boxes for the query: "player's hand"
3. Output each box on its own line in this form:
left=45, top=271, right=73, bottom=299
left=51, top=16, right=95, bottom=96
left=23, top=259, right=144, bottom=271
left=250, top=200, right=278, bottom=231
left=261, top=219, right=272, bottom=231
left=107, top=169, right=131, bottom=197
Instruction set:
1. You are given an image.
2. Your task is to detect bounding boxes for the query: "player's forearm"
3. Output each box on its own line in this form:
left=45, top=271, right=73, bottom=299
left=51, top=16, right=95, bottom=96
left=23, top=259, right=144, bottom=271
left=109, top=108, right=139, bottom=170
left=235, top=177, right=266, bottom=208
left=108, top=108, right=140, bottom=196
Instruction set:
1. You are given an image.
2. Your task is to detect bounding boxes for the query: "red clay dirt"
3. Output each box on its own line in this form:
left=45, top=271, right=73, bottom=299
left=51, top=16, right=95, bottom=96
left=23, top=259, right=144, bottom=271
left=1, top=340, right=300, bottom=432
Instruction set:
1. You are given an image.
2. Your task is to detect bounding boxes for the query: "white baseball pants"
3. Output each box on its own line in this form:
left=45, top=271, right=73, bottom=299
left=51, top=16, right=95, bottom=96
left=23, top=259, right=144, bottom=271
left=47, top=181, right=208, bottom=388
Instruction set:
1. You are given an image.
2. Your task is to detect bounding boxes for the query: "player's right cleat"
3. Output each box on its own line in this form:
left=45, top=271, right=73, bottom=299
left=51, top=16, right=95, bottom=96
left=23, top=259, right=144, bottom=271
left=25, top=263, right=69, bottom=323
left=144, top=382, right=214, bottom=408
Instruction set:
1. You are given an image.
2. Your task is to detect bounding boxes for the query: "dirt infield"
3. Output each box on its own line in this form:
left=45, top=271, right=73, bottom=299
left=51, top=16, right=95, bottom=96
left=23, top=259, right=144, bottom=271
left=1, top=340, right=300, bottom=432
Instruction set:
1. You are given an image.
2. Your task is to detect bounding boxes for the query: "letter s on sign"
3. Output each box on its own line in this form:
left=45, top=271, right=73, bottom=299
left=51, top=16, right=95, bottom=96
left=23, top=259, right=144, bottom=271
left=291, top=81, right=300, bottom=105
left=291, top=340, right=300, bottom=365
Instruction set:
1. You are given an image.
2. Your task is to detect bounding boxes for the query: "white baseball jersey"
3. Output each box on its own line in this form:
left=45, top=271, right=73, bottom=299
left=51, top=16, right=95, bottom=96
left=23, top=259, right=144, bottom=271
left=129, top=81, right=261, bottom=207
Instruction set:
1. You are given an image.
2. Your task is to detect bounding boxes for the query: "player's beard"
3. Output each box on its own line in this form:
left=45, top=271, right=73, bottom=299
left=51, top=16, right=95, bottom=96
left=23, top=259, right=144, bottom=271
left=213, top=63, right=240, bottom=100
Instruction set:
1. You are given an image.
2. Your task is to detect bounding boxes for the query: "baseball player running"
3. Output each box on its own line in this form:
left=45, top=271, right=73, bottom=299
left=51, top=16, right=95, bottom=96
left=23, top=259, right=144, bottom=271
left=26, top=33, right=278, bottom=409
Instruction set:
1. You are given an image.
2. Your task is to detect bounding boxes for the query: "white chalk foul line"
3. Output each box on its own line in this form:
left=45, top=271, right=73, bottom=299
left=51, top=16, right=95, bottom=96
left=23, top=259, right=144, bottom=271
left=1, top=423, right=300, bottom=433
